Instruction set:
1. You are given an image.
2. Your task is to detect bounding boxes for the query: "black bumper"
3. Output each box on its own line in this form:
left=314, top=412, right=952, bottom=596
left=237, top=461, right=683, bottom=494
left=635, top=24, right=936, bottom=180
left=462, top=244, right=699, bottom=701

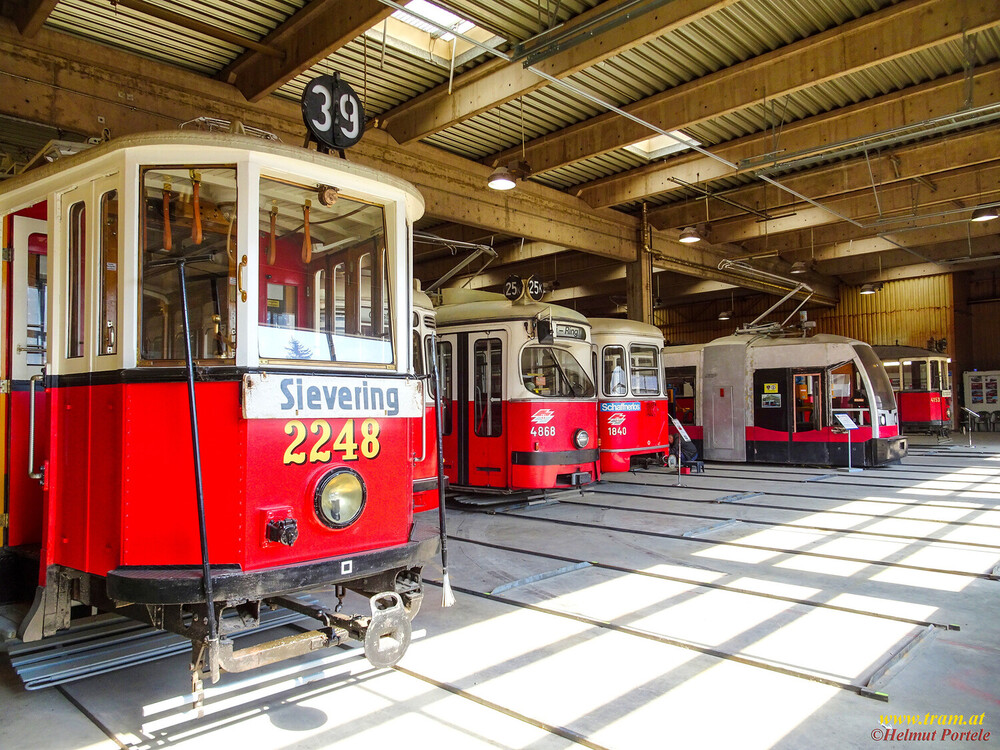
left=106, top=523, right=440, bottom=605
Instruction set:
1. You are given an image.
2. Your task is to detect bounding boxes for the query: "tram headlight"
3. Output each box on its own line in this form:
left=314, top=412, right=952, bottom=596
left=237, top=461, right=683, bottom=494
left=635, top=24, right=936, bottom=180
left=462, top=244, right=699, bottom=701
left=314, top=469, right=366, bottom=528
left=573, top=428, right=590, bottom=449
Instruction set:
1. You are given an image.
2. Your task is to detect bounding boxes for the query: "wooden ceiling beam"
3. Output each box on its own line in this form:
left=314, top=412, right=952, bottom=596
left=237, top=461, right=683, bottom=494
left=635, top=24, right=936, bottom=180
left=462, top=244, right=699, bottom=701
left=381, top=0, right=734, bottom=145
left=648, top=128, right=1000, bottom=230
left=220, top=0, right=393, bottom=103
left=10, top=0, right=57, bottom=37
left=700, top=162, right=1000, bottom=245
left=507, top=0, right=999, bottom=176
left=582, top=64, right=1000, bottom=209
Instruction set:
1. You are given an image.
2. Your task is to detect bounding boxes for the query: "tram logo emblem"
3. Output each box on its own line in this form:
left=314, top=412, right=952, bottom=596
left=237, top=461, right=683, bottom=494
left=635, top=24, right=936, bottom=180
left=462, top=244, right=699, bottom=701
left=531, top=409, right=556, bottom=424
left=607, top=413, right=627, bottom=426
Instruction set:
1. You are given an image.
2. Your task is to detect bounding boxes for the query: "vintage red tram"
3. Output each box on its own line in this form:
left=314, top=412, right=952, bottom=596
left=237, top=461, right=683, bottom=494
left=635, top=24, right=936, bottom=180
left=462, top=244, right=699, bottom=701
left=0, top=131, right=439, bottom=682
left=662, top=331, right=907, bottom=467
left=589, top=318, right=671, bottom=471
left=873, top=346, right=952, bottom=436
left=434, top=289, right=599, bottom=492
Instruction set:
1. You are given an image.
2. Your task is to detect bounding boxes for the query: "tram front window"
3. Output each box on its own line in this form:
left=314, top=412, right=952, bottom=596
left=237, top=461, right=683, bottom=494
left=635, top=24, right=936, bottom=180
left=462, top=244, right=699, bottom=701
left=853, top=345, right=896, bottom=412
left=522, top=346, right=595, bottom=398
left=257, top=178, right=391, bottom=365
left=630, top=345, right=660, bottom=395
left=139, top=166, right=238, bottom=362
left=830, top=360, right=871, bottom=425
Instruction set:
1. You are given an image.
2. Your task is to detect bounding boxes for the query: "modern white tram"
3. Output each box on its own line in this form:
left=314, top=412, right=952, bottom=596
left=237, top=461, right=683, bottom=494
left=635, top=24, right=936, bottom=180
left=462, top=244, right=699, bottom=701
left=662, top=332, right=907, bottom=467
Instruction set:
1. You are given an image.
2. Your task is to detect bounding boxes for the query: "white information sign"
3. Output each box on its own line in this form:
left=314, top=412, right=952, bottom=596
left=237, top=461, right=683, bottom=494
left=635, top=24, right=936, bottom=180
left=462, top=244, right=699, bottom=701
left=242, top=374, right=422, bottom=420
left=669, top=415, right=692, bottom=442
left=834, top=412, right=859, bottom=430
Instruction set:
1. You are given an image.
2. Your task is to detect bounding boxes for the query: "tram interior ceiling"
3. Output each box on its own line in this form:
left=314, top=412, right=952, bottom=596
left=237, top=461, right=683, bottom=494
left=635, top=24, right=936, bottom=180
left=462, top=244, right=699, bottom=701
left=0, top=0, right=998, bottom=348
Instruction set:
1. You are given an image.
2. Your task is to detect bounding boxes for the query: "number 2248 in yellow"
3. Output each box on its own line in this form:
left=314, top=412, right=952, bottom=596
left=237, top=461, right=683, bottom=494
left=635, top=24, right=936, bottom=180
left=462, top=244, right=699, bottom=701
left=283, top=419, right=381, bottom=465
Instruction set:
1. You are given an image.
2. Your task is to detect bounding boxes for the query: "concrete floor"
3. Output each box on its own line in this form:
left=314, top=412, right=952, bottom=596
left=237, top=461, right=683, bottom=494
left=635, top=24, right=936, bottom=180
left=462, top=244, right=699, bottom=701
left=2, top=432, right=999, bottom=749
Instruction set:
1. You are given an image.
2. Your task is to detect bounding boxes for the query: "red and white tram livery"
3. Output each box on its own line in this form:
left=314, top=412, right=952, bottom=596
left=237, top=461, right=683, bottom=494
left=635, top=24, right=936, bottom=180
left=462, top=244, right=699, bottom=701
left=662, top=332, right=906, bottom=467
left=435, top=290, right=599, bottom=492
left=0, top=130, right=438, bottom=681
left=589, top=318, right=671, bottom=472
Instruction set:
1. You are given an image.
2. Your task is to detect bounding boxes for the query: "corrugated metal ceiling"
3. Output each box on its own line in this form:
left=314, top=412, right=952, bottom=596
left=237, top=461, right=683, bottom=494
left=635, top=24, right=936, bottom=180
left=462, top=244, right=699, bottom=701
left=32, top=0, right=1000, bottom=214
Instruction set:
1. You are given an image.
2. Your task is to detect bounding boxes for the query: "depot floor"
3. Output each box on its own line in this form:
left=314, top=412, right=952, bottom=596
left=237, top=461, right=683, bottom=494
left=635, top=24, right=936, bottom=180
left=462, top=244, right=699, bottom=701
left=2, top=432, right=999, bottom=750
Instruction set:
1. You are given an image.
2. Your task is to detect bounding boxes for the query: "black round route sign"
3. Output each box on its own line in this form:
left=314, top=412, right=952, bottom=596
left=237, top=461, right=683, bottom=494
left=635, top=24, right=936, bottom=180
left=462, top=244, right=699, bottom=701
left=302, top=74, right=365, bottom=150
left=504, top=275, right=525, bottom=301
left=525, top=275, right=544, bottom=302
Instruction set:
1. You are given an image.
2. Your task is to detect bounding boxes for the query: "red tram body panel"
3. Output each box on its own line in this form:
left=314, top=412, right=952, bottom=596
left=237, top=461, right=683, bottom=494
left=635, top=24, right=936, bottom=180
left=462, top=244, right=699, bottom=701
left=0, top=131, right=438, bottom=680
left=590, top=318, right=671, bottom=472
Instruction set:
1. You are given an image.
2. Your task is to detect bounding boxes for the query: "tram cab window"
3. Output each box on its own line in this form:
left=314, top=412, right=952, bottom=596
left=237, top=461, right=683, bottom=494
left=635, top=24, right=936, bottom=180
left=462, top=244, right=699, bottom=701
left=630, top=345, right=660, bottom=395
left=257, top=178, right=392, bottom=365
left=853, top=345, right=896, bottom=413
left=602, top=346, right=627, bottom=396
left=829, top=360, right=871, bottom=426
left=903, top=361, right=927, bottom=391
left=523, top=346, right=595, bottom=398
left=139, top=166, right=238, bottom=363
left=930, top=360, right=941, bottom=391
left=664, top=366, right=697, bottom=424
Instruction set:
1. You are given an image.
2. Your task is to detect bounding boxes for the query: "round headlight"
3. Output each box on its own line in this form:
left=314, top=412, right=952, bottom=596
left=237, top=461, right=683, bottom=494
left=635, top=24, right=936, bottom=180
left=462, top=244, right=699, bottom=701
left=573, top=428, right=590, bottom=449
left=315, top=469, right=366, bottom=528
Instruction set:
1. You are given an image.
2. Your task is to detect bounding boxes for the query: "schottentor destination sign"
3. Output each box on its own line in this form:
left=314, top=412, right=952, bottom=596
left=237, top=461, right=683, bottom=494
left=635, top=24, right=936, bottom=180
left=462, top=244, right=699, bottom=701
left=243, top=374, right=422, bottom=419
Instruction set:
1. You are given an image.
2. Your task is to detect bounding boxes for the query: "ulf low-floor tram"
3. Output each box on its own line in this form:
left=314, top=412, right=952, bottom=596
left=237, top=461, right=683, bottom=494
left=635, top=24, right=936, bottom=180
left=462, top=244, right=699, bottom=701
left=662, top=332, right=907, bottom=467
left=0, top=130, right=439, bottom=684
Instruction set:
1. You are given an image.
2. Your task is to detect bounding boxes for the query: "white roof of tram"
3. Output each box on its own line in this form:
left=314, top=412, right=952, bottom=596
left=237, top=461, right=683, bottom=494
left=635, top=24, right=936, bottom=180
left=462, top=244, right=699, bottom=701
left=0, top=131, right=425, bottom=220
left=435, top=296, right=590, bottom=328
left=589, top=318, right=664, bottom=343
left=706, top=332, right=870, bottom=350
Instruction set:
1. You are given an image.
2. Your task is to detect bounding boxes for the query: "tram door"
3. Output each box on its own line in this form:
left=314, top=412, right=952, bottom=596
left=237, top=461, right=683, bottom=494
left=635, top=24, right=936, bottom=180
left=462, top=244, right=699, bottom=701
left=465, top=332, right=507, bottom=488
left=752, top=369, right=824, bottom=463
left=3, top=212, right=48, bottom=552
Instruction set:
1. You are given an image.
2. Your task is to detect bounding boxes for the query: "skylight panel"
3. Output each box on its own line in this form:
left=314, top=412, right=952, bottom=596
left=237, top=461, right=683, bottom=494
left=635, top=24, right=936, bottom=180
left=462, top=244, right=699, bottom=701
left=625, top=131, right=702, bottom=161
left=392, top=0, right=475, bottom=42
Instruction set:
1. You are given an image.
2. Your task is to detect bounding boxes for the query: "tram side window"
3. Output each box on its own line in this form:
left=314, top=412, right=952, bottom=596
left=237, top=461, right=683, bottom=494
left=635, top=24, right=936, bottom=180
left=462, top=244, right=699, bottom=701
left=437, top=341, right=452, bottom=436
left=664, top=366, right=697, bottom=424
left=474, top=339, right=503, bottom=437
left=99, top=190, right=118, bottom=355
left=258, top=178, right=392, bottom=364
left=603, top=345, right=627, bottom=396
left=66, top=201, right=86, bottom=359
left=630, top=345, right=660, bottom=396
left=26, top=233, right=47, bottom=367
left=903, top=361, right=927, bottom=391
left=140, top=166, right=238, bottom=362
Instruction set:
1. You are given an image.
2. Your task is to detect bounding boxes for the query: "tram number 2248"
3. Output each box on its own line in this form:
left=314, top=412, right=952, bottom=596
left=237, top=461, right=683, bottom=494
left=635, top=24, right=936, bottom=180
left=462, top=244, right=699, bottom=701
left=283, top=419, right=381, bottom=465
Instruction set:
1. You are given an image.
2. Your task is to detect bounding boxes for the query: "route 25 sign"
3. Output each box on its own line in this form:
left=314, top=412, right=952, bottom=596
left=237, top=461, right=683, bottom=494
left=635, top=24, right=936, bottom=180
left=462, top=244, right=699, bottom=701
left=302, top=74, right=365, bottom=150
